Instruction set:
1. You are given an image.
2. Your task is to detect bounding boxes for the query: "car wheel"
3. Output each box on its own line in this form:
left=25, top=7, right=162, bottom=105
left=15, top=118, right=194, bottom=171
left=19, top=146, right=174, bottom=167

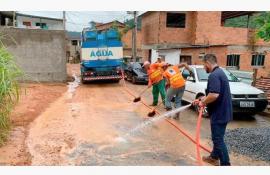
left=127, top=73, right=131, bottom=81
left=132, top=76, right=137, bottom=84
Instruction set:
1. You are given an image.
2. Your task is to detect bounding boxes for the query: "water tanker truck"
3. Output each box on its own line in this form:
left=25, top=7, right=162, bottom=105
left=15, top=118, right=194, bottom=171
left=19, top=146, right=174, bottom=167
left=80, top=28, right=123, bottom=83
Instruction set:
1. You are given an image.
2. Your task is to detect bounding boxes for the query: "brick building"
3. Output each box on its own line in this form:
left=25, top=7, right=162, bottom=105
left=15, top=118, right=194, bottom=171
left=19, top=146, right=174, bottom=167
left=90, top=20, right=142, bottom=62
left=141, top=11, right=270, bottom=78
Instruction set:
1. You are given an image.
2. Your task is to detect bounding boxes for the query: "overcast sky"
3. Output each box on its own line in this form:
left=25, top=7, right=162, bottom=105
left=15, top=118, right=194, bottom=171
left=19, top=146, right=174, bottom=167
left=18, top=11, right=135, bottom=32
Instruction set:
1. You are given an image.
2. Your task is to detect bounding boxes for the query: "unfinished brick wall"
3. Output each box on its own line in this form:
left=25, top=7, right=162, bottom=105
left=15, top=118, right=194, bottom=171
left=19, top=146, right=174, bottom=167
left=142, top=11, right=270, bottom=46
left=96, top=22, right=125, bottom=31
left=142, top=50, right=150, bottom=62
left=193, top=12, right=250, bottom=45
left=181, top=47, right=270, bottom=78
left=181, top=46, right=228, bottom=66
left=142, top=11, right=195, bottom=45
left=121, top=30, right=142, bottom=58
left=141, top=11, right=270, bottom=77
left=122, top=30, right=142, bottom=50
left=158, top=12, right=195, bottom=44
left=141, top=12, right=160, bottom=45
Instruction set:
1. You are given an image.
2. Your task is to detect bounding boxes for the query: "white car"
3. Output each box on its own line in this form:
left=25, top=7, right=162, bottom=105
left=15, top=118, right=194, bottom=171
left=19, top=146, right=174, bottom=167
left=181, top=65, right=268, bottom=117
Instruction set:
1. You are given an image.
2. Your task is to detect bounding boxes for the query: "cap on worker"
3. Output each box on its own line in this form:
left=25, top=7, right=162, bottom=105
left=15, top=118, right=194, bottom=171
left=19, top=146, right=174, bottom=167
left=142, top=61, right=150, bottom=67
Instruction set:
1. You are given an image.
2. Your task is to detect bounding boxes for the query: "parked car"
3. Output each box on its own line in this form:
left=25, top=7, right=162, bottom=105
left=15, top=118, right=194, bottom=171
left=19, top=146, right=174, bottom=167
left=182, top=65, right=268, bottom=117
left=124, top=62, right=148, bottom=84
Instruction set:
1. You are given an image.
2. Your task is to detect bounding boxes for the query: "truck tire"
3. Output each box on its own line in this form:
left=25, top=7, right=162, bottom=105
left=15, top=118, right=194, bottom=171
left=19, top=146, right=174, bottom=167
left=112, top=79, right=120, bottom=83
left=81, top=76, right=86, bottom=84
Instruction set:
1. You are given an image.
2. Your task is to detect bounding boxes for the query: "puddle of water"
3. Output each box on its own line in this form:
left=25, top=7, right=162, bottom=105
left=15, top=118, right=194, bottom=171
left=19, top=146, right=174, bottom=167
left=115, top=104, right=191, bottom=142
left=115, top=137, right=128, bottom=143
left=67, top=73, right=80, bottom=99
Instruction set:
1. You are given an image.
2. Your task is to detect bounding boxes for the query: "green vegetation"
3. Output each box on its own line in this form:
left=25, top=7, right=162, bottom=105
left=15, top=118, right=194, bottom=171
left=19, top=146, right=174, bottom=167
left=124, top=16, right=142, bottom=30
left=254, top=12, right=270, bottom=42
left=0, top=43, right=22, bottom=145
left=223, top=12, right=270, bottom=42
left=224, top=14, right=260, bottom=29
left=111, top=21, right=131, bottom=40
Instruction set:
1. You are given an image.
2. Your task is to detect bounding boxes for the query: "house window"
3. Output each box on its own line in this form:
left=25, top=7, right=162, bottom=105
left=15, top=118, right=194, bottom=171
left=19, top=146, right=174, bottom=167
left=251, top=54, right=265, bottom=66
left=36, top=22, right=48, bottom=29
left=227, top=54, right=240, bottom=69
left=72, top=40, right=78, bottom=46
left=23, top=21, right=31, bottom=26
left=166, top=13, right=186, bottom=28
left=180, top=55, right=192, bottom=65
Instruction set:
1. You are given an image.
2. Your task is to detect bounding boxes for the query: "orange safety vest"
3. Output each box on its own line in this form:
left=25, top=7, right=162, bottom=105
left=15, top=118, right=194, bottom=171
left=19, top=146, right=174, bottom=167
left=147, top=63, right=164, bottom=85
left=163, top=65, right=185, bottom=88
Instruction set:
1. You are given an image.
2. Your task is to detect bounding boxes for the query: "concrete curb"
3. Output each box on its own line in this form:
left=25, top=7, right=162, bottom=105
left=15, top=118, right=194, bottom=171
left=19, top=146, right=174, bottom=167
left=259, top=110, right=270, bottom=117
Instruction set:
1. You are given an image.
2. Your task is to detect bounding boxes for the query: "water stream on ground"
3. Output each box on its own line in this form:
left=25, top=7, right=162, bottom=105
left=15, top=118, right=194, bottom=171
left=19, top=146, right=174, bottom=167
left=116, top=104, right=191, bottom=143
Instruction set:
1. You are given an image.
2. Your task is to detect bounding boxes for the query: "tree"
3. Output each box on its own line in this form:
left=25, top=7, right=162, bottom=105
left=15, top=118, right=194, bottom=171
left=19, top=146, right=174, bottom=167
left=254, top=12, right=270, bottom=42
left=111, top=21, right=132, bottom=41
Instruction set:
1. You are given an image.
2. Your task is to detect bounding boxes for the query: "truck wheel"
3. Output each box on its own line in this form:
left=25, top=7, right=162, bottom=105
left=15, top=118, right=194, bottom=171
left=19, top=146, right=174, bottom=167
left=112, top=79, right=120, bottom=83
left=81, top=77, right=86, bottom=84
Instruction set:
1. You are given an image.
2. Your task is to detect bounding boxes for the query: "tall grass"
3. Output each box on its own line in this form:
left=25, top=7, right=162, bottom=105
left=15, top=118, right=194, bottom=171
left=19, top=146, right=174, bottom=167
left=0, top=46, right=22, bottom=145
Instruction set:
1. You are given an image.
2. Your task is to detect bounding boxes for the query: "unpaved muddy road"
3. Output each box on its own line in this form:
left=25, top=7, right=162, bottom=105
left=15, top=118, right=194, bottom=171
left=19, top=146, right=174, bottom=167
left=1, top=64, right=269, bottom=166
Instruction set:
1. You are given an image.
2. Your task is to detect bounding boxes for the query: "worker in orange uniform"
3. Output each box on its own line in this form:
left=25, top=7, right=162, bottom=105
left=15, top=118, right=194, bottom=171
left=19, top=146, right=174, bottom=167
left=142, top=60, right=166, bottom=106
left=163, top=63, right=194, bottom=119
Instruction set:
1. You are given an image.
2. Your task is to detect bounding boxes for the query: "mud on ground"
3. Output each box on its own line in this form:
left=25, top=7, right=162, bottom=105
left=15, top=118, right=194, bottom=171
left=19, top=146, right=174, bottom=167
left=0, top=83, right=66, bottom=165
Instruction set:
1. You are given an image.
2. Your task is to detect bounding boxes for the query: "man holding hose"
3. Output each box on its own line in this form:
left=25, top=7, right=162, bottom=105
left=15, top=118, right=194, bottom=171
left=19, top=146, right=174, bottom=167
left=163, top=63, right=193, bottom=119
left=194, top=54, right=232, bottom=166
left=143, top=59, right=166, bottom=106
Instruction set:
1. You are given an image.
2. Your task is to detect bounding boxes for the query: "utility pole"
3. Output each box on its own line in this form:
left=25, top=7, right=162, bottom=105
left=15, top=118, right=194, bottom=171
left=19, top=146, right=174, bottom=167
left=13, top=11, right=16, bottom=27
left=63, top=11, right=66, bottom=31
left=128, top=11, right=137, bottom=62
left=132, top=11, right=137, bottom=62
left=63, top=11, right=68, bottom=63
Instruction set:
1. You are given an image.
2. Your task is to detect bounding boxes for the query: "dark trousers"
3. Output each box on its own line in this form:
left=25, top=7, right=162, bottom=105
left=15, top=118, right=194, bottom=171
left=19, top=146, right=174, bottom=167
left=210, top=123, right=231, bottom=166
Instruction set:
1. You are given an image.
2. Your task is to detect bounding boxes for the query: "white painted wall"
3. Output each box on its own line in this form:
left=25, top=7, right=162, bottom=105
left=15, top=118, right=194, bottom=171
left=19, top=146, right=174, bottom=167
left=16, top=16, right=63, bottom=30
left=82, top=47, right=123, bottom=60
left=151, top=49, right=181, bottom=64
left=151, top=49, right=159, bottom=63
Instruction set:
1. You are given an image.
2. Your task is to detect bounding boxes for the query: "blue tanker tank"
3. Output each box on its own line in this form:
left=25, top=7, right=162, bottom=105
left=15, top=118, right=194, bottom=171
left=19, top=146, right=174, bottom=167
left=80, top=28, right=123, bottom=83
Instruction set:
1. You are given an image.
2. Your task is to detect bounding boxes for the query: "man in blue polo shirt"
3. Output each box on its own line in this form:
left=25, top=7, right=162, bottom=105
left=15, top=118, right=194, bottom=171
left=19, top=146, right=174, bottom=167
left=195, top=54, right=232, bottom=166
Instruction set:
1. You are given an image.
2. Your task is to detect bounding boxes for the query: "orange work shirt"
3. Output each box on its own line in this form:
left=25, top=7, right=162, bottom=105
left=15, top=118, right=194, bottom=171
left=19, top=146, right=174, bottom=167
left=147, top=63, right=164, bottom=85
left=163, top=65, right=185, bottom=88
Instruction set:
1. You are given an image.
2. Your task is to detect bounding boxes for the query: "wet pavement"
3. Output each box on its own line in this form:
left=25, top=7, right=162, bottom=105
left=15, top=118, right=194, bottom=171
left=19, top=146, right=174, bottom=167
left=24, top=64, right=270, bottom=166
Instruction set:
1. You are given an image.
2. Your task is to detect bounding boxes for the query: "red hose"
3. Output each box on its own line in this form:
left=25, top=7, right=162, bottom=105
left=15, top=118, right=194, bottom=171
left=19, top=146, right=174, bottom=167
left=120, top=71, right=211, bottom=165
left=195, top=106, right=204, bottom=165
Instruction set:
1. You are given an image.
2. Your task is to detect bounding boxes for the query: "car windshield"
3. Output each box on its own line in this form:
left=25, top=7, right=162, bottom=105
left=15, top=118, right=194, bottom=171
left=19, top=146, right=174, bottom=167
left=132, top=62, right=146, bottom=74
left=196, top=68, right=240, bottom=82
left=132, top=63, right=142, bottom=69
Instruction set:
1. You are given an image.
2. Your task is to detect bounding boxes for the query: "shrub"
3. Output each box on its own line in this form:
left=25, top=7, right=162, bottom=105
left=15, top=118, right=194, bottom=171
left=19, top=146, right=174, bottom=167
left=0, top=46, right=22, bottom=145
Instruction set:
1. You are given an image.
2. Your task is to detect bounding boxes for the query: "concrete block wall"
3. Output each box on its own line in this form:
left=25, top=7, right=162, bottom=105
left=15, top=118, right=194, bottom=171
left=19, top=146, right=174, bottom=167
left=0, top=27, right=67, bottom=82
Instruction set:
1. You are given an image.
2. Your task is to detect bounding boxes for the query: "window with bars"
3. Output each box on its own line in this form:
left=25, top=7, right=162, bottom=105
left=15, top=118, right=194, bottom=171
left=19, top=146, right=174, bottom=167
left=251, top=54, right=265, bottom=66
left=227, top=54, right=240, bottom=69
